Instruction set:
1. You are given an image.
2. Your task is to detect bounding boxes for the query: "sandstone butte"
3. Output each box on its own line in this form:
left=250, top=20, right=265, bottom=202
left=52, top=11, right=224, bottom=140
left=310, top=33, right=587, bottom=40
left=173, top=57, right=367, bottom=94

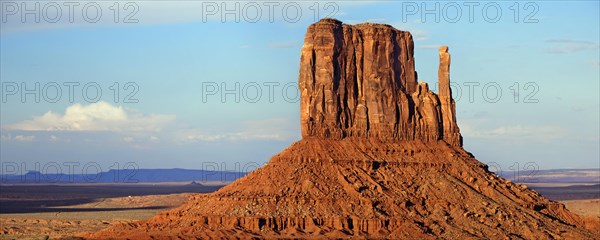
left=88, top=19, right=600, bottom=239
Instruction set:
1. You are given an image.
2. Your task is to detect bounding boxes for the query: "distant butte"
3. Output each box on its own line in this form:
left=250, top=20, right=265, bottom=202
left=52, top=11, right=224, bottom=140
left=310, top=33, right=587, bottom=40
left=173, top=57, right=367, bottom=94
left=89, top=19, right=600, bottom=239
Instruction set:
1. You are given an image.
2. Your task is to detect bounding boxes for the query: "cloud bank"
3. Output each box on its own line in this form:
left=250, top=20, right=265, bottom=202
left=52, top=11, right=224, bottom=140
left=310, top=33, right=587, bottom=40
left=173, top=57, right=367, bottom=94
left=4, top=102, right=175, bottom=132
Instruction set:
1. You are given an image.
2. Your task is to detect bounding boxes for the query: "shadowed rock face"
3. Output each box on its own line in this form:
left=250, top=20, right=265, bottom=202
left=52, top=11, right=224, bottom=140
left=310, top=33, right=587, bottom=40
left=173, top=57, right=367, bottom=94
left=88, top=19, right=599, bottom=239
left=299, top=18, right=461, bottom=146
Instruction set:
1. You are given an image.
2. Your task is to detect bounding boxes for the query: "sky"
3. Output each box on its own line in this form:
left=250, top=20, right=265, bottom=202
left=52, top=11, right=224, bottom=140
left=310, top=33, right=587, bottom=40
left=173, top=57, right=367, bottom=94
left=0, top=1, right=598, bottom=176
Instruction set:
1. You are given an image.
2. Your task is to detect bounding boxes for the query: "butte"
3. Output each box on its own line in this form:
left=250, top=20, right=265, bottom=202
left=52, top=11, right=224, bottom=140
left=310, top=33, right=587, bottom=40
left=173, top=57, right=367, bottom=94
left=89, top=19, right=599, bottom=239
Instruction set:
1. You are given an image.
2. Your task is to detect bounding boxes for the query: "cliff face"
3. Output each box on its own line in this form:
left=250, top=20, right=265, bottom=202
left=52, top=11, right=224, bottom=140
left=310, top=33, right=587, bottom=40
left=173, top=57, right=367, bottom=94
left=299, top=19, right=461, bottom=146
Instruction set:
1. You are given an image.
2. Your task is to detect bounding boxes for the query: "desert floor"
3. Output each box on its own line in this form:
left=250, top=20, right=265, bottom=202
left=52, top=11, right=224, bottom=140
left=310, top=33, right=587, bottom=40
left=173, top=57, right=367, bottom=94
left=0, top=183, right=224, bottom=239
left=0, top=182, right=597, bottom=239
left=561, top=199, right=600, bottom=217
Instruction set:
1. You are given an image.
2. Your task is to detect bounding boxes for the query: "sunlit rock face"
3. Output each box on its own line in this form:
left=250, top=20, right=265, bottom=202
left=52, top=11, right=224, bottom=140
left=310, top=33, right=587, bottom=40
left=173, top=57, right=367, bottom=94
left=299, top=18, right=461, bottom=146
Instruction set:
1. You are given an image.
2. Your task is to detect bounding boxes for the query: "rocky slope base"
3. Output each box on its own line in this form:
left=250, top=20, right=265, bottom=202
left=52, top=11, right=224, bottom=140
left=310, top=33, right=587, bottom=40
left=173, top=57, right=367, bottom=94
left=90, top=138, right=598, bottom=239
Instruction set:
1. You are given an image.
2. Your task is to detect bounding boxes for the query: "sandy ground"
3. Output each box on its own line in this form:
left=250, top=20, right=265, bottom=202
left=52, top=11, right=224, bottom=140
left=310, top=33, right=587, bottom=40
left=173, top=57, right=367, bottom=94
left=0, top=182, right=597, bottom=239
left=561, top=199, right=600, bottom=217
left=1, top=193, right=193, bottom=239
left=0, top=183, right=222, bottom=239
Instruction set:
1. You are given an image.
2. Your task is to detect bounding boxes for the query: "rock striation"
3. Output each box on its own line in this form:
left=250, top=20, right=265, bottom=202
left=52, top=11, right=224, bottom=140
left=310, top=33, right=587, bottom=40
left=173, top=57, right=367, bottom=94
left=299, top=18, right=461, bottom=146
left=88, top=19, right=599, bottom=239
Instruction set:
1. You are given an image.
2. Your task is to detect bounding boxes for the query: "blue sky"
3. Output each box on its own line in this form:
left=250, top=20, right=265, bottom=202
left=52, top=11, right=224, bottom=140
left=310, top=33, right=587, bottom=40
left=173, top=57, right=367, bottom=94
left=1, top=1, right=598, bottom=175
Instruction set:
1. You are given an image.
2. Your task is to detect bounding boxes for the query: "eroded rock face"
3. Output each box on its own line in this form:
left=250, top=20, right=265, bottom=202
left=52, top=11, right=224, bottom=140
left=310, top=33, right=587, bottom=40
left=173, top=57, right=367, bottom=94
left=299, top=19, right=461, bottom=146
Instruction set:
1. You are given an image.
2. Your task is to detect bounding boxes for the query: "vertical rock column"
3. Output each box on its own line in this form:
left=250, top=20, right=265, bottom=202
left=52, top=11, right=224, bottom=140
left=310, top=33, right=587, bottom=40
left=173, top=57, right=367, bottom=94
left=438, top=46, right=462, bottom=146
left=299, top=19, right=418, bottom=140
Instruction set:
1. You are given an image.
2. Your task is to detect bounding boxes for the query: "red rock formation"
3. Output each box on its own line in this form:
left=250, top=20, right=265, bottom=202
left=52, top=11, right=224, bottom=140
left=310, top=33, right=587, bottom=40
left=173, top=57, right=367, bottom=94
left=438, top=46, right=462, bottom=146
left=300, top=19, right=461, bottom=146
left=87, top=19, right=599, bottom=239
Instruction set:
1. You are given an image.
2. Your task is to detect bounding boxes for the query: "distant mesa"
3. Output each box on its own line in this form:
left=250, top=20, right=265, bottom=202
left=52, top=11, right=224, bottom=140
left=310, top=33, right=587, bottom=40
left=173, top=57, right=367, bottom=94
left=89, top=19, right=600, bottom=239
left=187, top=181, right=203, bottom=187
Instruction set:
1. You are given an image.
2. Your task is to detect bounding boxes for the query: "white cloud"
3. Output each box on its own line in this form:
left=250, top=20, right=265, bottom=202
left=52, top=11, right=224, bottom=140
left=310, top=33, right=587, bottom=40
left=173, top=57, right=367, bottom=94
left=180, top=118, right=299, bottom=142
left=461, top=124, right=566, bottom=141
left=416, top=44, right=440, bottom=49
left=184, top=132, right=284, bottom=142
left=545, top=39, right=600, bottom=54
left=14, top=135, right=35, bottom=142
left=0, top=134, right=35, bottom=142
left=48, top=134, right=70, bottom=142
left=122, top=136, right=135, bottom=143
left=4, top=102, right=175, bottom=132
